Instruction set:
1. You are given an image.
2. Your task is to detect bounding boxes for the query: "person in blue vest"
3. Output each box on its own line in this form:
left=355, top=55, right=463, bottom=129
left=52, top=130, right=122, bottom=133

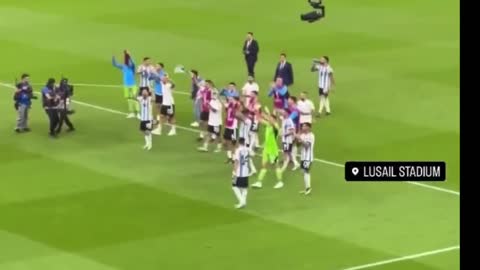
left=13, top=73, right=34, bottom=133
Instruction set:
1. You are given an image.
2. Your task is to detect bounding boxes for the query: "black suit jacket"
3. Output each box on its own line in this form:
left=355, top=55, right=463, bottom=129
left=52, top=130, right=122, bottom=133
left=243, top=39, right=259, bottom=59
left=274, top=61, right=294, bottom=86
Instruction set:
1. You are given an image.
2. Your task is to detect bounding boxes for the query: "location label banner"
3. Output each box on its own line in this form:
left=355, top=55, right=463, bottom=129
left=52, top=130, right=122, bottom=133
left=345, top=161, right=446, bottom=181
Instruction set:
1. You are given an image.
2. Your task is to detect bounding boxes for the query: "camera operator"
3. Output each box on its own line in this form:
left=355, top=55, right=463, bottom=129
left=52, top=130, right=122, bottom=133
left=55, top=78, right=75, bottom=133
left=13, top=73, right=34, bottom=133
left=42, top=78, right=60, bottom=137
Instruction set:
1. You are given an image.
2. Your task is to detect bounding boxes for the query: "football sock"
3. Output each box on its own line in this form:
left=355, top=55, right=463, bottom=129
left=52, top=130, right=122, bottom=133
left=319, top=96, right=325, bottom=113
left=276, top=168, right=283, bottom=181
left=227, top=150, right=232, bottom=159
left=127, top=99, right=135, bottom=113
left=281, top=157, right=289, bottom=172
left=144, top=135, right=149, bottom=145
left=232, top=187, right=242, bottom=203
left=304, top=173, right=311, bottom=189
left=216, top=143, right=222, bottom=151
left=258, top=168, right=267, bottom=181
left=241, top=188, right=248, bottom=205
left=325, top=97, right=331, bottom=113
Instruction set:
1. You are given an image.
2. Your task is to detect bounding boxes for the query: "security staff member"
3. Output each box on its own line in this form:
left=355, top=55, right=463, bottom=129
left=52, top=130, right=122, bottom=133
left=42, top=78, right=60, bottom=137
left=55, top=79, right=75, bottom=133
left=13, top=73, right=34, bottom=132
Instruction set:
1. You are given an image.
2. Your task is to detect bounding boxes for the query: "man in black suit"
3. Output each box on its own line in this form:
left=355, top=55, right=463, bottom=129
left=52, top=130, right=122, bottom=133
left=243, top=32, right=259, bottom=77
left=273, top=53, right=294, bottom=86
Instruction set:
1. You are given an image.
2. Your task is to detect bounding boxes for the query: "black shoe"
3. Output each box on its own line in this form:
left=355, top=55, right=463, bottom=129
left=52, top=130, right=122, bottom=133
left=23, top=128, right=31, bottom=132
left=14, top=128, right=22, bottom=133
left=49, top=132, right=58, bottom=138
left=326, top=112, right=331, bottom=116
left=66, top=127, right=75, bottom=132
left=197, top=137, right=204, bottom=142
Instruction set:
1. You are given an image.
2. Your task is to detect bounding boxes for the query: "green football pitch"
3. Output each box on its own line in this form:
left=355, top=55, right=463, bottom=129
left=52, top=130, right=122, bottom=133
left=0, top=0, right=459, bottom=269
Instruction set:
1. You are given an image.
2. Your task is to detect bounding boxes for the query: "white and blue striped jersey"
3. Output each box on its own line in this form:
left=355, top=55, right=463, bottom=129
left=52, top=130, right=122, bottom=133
left=282, top=118, right=295, bottom=144
left=239, top=118, right=252, bottom=146
left=300, top=132, right=315, bottom=162
left=234, top=146, right=250, bottom=177
left=315, top=64, right=333, bottom=89
left=137, top=65, right=154, bottom=88
left=138, top=96, right=153, bottom=121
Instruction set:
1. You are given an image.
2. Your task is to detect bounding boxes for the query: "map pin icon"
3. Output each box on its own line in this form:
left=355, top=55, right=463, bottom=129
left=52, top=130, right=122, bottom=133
left=352, top=167, right=359, bottom=176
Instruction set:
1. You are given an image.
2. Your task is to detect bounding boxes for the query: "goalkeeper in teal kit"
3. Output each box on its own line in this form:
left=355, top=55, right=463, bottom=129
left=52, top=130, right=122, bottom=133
left=112, top=50, right=139, bottom=118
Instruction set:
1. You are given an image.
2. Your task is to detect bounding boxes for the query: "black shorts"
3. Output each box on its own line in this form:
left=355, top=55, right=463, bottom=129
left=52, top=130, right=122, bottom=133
left=223, top=128, right=237, bottom=141
left=250, top=121, right=259, bottom=132
left=232, top=176, right=249, bottom=188
left=319, top=87, right=329, bottom=96
left=140, top=120, right=152, bottom=131
left=282, top=142, right=293, bottom=153
left=200, top=111, right=209, bottom=122
left=208, top=125, right=222, bottom=136
left=155, top=95, right=163, bottom=104
left=301, top=160, right=312, bottom=172
left=161, top=105, right=175, bottom=117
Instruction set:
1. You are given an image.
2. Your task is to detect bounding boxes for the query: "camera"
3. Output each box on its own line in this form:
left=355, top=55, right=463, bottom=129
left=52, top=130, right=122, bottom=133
left=301, top=0, right=325, bottom=23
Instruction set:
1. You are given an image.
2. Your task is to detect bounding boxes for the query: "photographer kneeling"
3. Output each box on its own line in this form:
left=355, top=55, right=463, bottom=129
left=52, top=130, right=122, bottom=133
left=42, top=78, right=60, bottom=138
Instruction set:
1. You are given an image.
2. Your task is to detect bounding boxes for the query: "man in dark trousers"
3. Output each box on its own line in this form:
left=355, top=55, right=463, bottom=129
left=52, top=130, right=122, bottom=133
left=55, top=78, right=75, bottom=133
left=273, top=53, right=294, bottom=86
left=242, top=32, right=259, bottom=77
left=41, top=78, right=60, bottom=138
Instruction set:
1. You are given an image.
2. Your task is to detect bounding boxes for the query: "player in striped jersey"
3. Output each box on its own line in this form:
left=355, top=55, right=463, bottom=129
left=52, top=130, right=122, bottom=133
left=159, top=75, right=177, bottom=136
left=137, top=57, right=155, bottom=94
left=311, top=56, right=335, bottom=117
left=232, top=137, right=250, bottom=209
left=278, top=109, right=296, bottom=180
left=245, top=91, right=262, bottom=151
left=138, top=89, right=154, bottom=150
left=198, top=89, right=223, bottom=152
left=238, top=109, right=257, bottom=175
left=296, top=123, right=315, bottom=195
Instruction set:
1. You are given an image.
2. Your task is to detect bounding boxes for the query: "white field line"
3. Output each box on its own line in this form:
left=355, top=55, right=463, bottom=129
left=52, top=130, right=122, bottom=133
left=1, top=82, right=460, bottom=196
left=341, top=245, right=459, bottom=270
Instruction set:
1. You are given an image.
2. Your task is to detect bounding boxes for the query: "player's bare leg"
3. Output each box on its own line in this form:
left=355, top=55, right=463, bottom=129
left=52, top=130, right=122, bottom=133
left=143, top=129, right=152, bottom=151
left=291, top=143, right=300, bottom=170
left=152, top=104, right=162, bottom=135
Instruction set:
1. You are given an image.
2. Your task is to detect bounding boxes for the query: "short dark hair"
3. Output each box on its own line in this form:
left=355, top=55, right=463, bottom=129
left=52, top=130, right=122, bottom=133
left=190, top=69, right=198, bottom=76
left=247, top=32, right=254, bottom=36
left=280, top=53, right=287, bottom=57
left=229, top=82, right=236, bottom=86
left=205, top=79, right=214, bottom=86
left=21, top=73, right=29, bottom=79
left=158, top=63, right=164, bottom=68
left=143, top=57, right=150, bottom=61
left=238, top=137, right=246, bottom=145
left=289, top=96, right=298, bottom=103
left=303, top=123, right=312, bottom=129
left=323, top=56, right=330, bottom=63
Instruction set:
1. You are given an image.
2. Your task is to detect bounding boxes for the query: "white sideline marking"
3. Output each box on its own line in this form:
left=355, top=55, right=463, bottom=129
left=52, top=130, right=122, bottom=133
left=0, top=82, right=460, bottom=196
left=341, top=245, right=459, bottom=270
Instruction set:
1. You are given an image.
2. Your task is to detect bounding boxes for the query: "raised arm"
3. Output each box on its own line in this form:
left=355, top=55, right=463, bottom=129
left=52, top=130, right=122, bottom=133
left=112, top=56, right=123, bottom=70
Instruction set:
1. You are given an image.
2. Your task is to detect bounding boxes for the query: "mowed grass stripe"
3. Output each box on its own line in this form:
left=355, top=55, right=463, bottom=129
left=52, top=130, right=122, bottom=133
left=0, top=82, right=459, bottom=196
